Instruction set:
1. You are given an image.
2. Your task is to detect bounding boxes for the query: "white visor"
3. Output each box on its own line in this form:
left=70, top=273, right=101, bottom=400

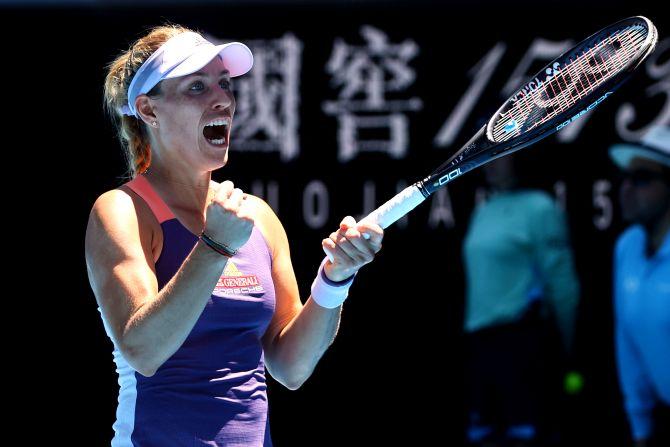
left=609, top=125, right=670, bottom=169
left=120, top=32, right=253, bottom=117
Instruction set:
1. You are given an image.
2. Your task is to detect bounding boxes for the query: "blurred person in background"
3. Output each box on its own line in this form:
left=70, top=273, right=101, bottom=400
left=609, top=124, right=670, bottom=447
left=463, top=154, right=580, bottom=447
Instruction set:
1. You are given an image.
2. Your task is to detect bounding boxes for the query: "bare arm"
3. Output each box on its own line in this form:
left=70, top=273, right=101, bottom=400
left=85, top=181, right=252, bottom=376
left=258, top=202, right=383, bottom=390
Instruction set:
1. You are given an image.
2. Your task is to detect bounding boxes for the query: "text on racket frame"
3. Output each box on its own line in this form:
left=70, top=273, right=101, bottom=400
left=556, top=92, right=613, bottom=131
left=438, top=168, right=463, bottom=186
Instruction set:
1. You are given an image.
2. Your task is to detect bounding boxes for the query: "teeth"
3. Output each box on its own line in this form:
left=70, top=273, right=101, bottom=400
left=208, top=138, right=226, bottom=145
left=205, top=118, right=230, bottom=127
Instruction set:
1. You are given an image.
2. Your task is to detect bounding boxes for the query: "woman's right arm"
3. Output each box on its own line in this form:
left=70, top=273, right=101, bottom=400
left=85, top=182, right=251, bottom=377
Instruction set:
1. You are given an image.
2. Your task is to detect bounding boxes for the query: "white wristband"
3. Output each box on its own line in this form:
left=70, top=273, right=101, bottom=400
left=310, top=257, right=356, bottom=309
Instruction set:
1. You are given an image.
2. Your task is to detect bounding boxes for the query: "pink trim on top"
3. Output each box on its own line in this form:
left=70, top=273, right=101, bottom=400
left=124, top=175, right=175, bottom=224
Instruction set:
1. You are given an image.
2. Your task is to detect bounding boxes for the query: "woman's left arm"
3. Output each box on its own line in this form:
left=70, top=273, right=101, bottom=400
left=254, top=198, right=382, bottom=390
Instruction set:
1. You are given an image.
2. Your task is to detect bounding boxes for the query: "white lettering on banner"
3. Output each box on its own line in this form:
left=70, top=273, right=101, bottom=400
left=322, top=26, right=423, bottom=162
left=428, top=188, right=455, bottom=229
left=593, top=180, right=613, bottom=231
left=553, top=181, right=567, bottom=211
left=251, top=180, right=279, bottom=213
left=222, top=34, right=303, bottom=161
left=434, top=43, right=507, bottom=148
left=246, top=179, right=616, bottom=231
left=303, top=180, right=329, bottom=229
left=359, top=180, right=376, bottom=221
left=615, top=37, right=670, bottom=141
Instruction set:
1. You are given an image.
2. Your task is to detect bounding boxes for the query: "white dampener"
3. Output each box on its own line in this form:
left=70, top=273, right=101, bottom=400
left=310, top=258, right=357, bottom=309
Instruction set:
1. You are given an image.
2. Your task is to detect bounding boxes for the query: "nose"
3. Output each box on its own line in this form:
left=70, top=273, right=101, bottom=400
left=211, top=87, right=234, bottom=111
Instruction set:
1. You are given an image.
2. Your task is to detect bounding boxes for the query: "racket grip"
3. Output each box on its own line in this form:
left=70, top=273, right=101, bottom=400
left=360, top=183, right=426, bottom=229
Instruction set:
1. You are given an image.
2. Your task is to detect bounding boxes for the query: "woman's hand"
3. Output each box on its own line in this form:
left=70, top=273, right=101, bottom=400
left=322, top=216, right=384, bottom=282
left=204, top=180, right=255, bottom=251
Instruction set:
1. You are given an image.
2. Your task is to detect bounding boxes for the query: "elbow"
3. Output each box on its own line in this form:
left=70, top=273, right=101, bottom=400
left=134, top=364, right=158, bottom=378
left=118, top=340, right=160, bottom=377
left=283, top=375, right=308, bottom=391
left=126, top=352, right=159, bottom=377
left=287, top=365, right=316, bottom=390
left=272, top=365, right=311, bottom=391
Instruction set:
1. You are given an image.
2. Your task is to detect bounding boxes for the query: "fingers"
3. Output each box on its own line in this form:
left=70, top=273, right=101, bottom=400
left=228, top=188, right=245, bottom=209
left=341, top=217, right=383, bottom=251
left=229, top=188, right=254, bottom=223
left=209, top=182, right=254, bottom=224
left=213, top=181, right=245, bottom=211
left=339, top=227, right=377, bottom=258
left=354, top=221, right=384, bottom=246
left=340, top=215, right=357, bottom=228
left=322, top=239, right=335, bottom=262
left=328, top=230, right=367, bottom=263
left=215, top=180, right=234, bottom=202
left=331, top=216, right=383, bottom=261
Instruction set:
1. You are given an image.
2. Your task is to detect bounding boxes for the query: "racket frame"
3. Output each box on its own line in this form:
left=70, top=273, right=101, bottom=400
left=419, top=16, right=658, bottom=196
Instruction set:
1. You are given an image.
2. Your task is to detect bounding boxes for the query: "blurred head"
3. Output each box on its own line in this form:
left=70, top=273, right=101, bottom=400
left=617, top=158, right=670, bottom=224
left=609, top=125, right=670, bottom=225
left=103, top=25, right=253, bottom=178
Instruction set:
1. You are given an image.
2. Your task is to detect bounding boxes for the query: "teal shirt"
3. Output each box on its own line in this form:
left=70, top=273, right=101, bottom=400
left=463, top=189, right=579, bottom=349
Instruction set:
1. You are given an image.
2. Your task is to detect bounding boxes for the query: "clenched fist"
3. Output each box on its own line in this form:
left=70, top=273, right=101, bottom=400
left=204, top=180, right=255, bottom=252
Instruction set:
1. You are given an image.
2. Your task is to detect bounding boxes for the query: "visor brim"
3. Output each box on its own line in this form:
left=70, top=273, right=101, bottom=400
left=165, top=42, right=253, bottom=80
left=609, top=144, right=670, bottom=169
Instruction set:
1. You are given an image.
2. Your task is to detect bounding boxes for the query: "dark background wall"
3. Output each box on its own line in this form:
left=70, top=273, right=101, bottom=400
left=4, top=1, right=668, bottom=445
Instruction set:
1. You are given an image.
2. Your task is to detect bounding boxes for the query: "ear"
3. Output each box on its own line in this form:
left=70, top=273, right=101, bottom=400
left=135, top=95, right=157, bottom=126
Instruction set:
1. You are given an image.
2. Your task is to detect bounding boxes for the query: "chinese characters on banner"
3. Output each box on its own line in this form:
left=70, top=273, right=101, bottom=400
left=217, top=33, right=303, bottom=162
left=322, top=26, right=423, bottom=162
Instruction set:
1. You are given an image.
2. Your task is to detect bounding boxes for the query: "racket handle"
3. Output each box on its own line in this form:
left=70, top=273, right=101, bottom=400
left=360, top=183, right=427, bottom=229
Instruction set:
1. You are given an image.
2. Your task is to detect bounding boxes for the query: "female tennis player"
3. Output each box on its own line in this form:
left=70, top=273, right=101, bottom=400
left=85, top=24, right=383, bottom=446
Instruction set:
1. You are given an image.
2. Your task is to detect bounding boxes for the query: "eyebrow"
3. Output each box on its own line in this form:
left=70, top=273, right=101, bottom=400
left=189, top=70, right=230, bottom=78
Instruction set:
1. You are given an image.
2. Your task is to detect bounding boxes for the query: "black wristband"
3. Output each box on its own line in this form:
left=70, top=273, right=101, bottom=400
left=199, top=232, right=237, bottom=258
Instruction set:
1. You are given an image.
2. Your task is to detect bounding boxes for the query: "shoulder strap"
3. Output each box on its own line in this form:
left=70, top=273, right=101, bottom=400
left=123, top=175, right=174, bottom=224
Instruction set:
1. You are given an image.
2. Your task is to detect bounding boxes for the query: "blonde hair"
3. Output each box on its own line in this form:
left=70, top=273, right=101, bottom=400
left=103, top=23, right=197, bottom=179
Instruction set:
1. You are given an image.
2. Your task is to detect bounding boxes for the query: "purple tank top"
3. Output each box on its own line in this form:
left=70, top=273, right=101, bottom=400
left=106, top=175, right=276, bottom=446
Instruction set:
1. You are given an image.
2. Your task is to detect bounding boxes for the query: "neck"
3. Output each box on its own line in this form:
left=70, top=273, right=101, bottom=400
left=143, top=162, right=214, bottom=211
left=643, top=207, right=670, bottom=257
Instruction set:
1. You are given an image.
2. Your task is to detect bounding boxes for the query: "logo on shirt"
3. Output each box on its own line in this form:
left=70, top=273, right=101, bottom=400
left=214, top=261, right=265, bottom=295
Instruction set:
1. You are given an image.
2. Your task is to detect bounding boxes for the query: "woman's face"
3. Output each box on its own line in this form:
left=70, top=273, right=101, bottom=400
left=147, top=56, right=236, bottom=171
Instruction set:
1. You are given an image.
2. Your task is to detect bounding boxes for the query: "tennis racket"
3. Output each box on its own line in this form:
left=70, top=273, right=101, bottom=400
left=360, top=16, right=658, bottom=230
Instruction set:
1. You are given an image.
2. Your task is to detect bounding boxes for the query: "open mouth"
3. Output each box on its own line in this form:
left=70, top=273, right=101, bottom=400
left=203, top=118, right=230, bottom=146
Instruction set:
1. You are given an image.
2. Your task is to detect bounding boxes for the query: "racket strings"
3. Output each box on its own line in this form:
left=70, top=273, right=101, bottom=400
left=496, top=25, right=646, bottom=137
left=491, top=24, right=649, bottom=142
left=502, top=25, right=646, bottom=133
